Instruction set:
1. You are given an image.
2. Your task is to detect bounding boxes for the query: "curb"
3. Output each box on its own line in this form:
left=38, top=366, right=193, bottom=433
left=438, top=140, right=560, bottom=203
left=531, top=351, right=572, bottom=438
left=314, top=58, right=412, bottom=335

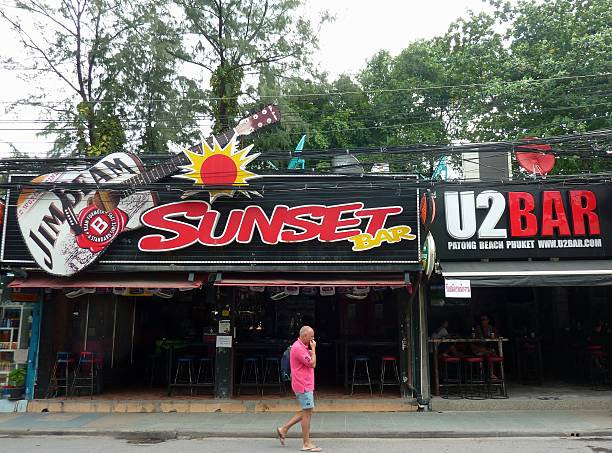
left=1, top=429, right=612, bottom=439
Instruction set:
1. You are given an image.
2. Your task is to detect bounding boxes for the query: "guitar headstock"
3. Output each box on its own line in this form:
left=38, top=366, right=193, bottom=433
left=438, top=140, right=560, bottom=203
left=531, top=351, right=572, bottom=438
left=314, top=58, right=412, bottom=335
left=234, top=105, right=280, bottom=137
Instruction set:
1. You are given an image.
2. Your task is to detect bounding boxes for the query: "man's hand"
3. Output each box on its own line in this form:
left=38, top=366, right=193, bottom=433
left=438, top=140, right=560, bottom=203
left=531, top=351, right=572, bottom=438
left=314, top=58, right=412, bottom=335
left=309, top=339, right=317, bottom=368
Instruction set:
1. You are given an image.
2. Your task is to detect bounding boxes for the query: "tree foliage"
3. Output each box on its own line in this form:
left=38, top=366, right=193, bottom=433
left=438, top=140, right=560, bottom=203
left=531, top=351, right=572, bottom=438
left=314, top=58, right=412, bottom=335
left=0, top=0, right=206, bottom=156
left=1, top=0, right=609, bottom=177
left=254, top=0, right=611, bottom=176
left=173, top=0, right=329, bottom=133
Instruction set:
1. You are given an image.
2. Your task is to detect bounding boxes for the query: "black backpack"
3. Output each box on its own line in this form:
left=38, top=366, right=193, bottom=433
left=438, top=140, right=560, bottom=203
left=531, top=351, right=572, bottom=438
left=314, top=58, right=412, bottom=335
left=280, top=345, right=292, bottom=382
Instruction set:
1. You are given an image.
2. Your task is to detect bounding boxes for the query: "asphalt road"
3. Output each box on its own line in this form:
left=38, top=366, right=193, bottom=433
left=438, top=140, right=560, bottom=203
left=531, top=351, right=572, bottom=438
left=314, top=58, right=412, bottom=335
left=1, top=436, right=611, bottom=452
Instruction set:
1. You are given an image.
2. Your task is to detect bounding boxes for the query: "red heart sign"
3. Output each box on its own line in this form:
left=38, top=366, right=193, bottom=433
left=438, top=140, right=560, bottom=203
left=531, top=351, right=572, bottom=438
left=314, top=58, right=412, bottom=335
left=515, top=139, right=556, bottom=175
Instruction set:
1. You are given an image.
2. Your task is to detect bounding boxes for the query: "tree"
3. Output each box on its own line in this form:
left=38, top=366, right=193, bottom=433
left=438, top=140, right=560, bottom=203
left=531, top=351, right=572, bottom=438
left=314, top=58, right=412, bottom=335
left=172, top=0, right=329, bottom=133
left=108, top=0, right=207, bottom=154
left=0, top=0, right=124, bottom=156
left=0, top=0, right=206, bottom=157
left=460, top=0, right=612, bottom=173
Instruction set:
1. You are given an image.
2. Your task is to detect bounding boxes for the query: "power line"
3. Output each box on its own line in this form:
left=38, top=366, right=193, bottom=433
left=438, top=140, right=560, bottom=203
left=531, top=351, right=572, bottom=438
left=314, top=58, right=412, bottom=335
left=1, top=100, right=611, bottom=131
left=0, top=127, right=609, bottom=168
left=0, top=73, right=609, bottom=105
left=1, top=114, right=610, bottom=147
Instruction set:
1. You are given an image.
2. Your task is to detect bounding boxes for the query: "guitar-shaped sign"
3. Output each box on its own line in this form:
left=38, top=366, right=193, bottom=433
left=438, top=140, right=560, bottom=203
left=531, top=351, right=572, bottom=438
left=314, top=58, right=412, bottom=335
left=17, top=105, right=280, bottom=276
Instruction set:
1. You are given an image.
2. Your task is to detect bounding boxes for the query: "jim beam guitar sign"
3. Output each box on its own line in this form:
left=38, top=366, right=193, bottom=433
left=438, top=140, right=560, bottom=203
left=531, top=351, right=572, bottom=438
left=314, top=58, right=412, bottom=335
left=17, top=106, right=280, bottom=276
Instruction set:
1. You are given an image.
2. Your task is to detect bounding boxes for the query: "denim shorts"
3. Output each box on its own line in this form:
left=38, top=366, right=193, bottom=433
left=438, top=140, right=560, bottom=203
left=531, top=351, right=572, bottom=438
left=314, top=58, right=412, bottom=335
left=295, top=391, right=315, bottom=410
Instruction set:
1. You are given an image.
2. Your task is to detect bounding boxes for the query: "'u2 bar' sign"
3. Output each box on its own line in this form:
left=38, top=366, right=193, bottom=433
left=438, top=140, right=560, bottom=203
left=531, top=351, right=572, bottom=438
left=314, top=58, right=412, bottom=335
left=431, top=185, right=612, bottom=260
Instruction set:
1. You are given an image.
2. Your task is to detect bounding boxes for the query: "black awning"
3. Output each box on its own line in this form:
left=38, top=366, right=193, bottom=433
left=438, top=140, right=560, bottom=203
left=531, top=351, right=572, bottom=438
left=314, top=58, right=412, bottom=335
left=214, top=272, right=410, bottom=287
left=440, top=260, right=612, bottom=287
left=8, top=272, right=208, bottom=289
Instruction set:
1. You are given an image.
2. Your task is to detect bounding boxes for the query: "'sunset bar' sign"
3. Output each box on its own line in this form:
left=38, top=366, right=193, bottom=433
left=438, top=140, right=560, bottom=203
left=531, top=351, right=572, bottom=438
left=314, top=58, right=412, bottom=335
left=138, top=200, right=412, bottom=252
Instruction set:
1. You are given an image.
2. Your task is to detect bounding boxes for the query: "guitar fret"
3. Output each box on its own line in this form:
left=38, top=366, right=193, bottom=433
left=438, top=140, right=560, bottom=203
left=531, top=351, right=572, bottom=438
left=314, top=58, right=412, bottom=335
left=118, top=105, right=278, bottom=193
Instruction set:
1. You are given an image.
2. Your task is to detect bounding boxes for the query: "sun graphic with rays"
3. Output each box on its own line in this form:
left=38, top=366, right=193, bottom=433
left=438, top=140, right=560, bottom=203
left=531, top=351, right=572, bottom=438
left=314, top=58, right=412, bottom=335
left=174, top=135, right=260, bottom=202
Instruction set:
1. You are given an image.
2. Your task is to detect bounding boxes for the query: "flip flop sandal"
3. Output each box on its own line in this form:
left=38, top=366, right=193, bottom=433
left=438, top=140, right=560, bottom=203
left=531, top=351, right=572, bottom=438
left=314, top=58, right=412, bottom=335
left=301, top=447, right=322, bottom=452
left=276, top=427, right=285, bottom=446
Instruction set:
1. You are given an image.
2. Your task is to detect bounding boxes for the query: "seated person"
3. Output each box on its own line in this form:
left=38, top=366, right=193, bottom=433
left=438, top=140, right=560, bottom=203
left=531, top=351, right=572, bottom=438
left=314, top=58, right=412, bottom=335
left=471, top=314, right=498, bottom=353
left=471, top=314, right=500, bottom=378
left=432, top=320, right=461, bottom=357
left=475, top=314, right=497, bottom=340
left=431, top=320, right=450, bottom=339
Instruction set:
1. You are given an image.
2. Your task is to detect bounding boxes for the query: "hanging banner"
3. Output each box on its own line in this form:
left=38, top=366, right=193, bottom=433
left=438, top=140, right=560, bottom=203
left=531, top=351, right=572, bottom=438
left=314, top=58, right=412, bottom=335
left=444, top=279, right=471, bottom=298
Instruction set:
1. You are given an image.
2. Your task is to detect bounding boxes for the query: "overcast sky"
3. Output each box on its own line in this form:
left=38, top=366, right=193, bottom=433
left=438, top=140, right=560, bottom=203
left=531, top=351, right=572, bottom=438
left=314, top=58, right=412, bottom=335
left=0, top=0, right=497, bottom=157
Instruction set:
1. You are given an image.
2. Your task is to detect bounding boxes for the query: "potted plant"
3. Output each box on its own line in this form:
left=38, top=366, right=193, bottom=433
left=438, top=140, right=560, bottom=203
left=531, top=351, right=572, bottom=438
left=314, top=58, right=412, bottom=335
left=3, top=367, right=26, bottom=400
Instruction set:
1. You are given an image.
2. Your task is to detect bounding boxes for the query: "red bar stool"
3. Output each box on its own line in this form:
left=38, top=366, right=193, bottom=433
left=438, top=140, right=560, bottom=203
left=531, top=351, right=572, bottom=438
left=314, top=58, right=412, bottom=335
left=586, top=346, right=608, bottom=389
left=439, top=356, right=462, bottom=399
left=379, top=356, right=400, bottom=396
left=517, top=342, right=542, bottom=384
left=486, top=356, right=508, bottom=398
left=462, top=356, right=486, bottom=399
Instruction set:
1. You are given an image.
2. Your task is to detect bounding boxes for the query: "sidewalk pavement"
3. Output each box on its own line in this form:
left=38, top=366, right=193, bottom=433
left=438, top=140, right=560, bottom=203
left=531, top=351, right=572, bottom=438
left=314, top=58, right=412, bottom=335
left=0, top=410, right=610, bottom=439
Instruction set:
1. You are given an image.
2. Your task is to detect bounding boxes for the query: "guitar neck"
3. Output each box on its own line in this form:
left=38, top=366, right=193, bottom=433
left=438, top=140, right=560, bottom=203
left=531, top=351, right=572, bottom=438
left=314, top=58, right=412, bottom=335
left=122, top=127, right=237, bottom=195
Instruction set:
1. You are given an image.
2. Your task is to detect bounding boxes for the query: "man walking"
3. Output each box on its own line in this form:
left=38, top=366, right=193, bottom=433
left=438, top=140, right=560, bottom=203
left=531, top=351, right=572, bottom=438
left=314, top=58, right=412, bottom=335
left=277, top=326, right=322, bottom=452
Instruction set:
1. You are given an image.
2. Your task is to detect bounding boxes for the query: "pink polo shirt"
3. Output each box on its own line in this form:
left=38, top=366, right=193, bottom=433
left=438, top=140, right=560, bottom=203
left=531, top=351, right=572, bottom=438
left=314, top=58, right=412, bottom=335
left=290, top=339, right=315, bottom=393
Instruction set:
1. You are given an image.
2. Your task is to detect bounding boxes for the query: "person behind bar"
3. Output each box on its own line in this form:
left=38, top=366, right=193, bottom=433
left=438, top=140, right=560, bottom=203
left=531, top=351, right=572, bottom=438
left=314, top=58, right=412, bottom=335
left=472, top=314, right=499, bottom=378
left=432, top=320, right=450, bottom=339
left=432, top=320, right=461, bottom=357
left=475, top=314, right=497, bottom=341
left=277, top=326, right=322, bottom=452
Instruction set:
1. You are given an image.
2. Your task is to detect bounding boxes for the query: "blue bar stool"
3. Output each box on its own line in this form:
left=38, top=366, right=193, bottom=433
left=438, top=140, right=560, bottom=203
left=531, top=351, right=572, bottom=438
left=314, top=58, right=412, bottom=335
left=174, top=356, right=195, bottom=394
left=238, top=357, right=260, bottom=395
left=46, top=352, right=74, bottom=398
left=261, top=357, right=283, bottom=395
left=196, top=357, right=214, bottom=387
left=351, top=356, right=372, bottom=395
left=71, top=352, right=99, bottom=398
